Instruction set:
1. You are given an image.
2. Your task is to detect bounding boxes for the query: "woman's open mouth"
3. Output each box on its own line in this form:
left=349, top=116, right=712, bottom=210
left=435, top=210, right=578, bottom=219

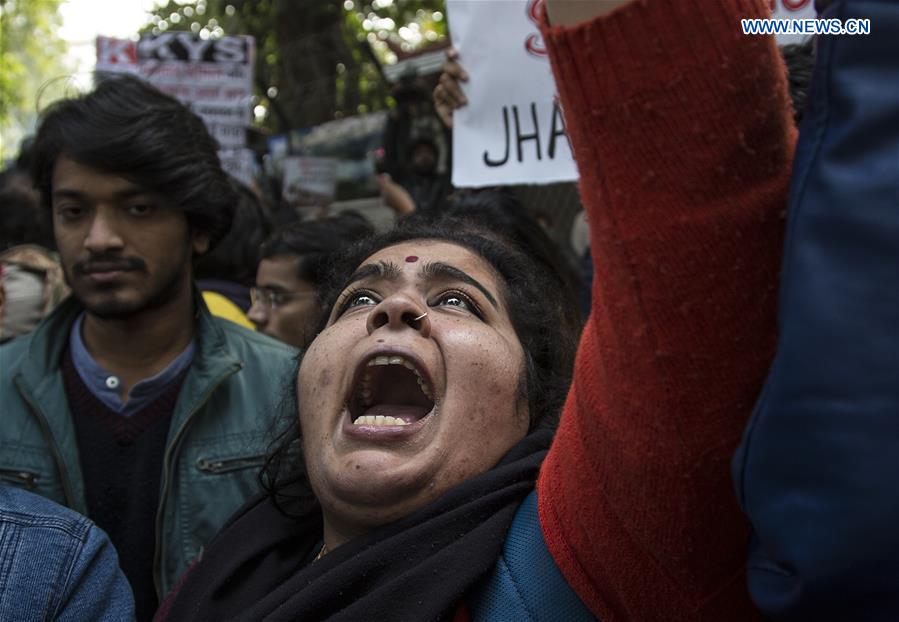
left=346, top=353, right=436, bottom=428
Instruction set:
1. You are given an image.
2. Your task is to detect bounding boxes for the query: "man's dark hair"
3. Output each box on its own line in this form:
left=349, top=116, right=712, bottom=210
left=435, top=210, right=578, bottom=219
left=259, top=212, right=375, bottom=291
left=0, top=139, right=49, bottom=251
left=0, top=172, right=53, bottom=251
left=194, top=181, right=270, bottom=287
left=30, top=74, right=237, bottom=250
left=260, top=216, right=577, bottom=513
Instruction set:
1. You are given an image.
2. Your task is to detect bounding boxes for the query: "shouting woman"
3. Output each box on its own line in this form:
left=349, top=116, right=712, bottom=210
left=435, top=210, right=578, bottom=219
left=160, top=0, right=793, bottom=620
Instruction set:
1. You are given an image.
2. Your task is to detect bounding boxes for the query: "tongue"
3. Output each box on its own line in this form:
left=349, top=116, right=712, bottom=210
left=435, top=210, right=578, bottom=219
left=360, top=404, right=430, bottom=423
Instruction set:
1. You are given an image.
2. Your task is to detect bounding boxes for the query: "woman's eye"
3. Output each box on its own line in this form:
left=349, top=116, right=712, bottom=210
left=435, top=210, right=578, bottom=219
left=349, top=293, right=378, bottom=307
left=334, top=290, right=380, bottom=318
left=340, top=291, right=378, bottom=312
left=434, top=292, right=480, bottom=316
left=441, top=295, right=468, bottom=308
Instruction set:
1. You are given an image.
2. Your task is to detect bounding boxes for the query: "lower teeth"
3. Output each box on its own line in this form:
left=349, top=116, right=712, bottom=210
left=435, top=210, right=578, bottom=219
left=353, top=415, right=409, bottom=426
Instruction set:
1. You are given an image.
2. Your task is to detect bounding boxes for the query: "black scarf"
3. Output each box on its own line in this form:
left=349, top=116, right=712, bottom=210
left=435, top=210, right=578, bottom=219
left=162, top=426, right=554, bottom=621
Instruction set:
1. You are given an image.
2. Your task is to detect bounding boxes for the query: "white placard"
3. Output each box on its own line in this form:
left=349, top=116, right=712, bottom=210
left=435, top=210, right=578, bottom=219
left=96, top=36, right=139, bottom=73
left=282, top=156, right=339, bottom=204
left=219, top=148, right=258, bottom=189
left=95, top=34, right=254, bottom=150
left=447, top=0, right=578, bottom=188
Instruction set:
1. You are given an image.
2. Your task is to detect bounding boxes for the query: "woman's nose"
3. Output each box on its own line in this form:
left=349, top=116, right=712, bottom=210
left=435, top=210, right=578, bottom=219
left=366, top=295, right=431, bottom=338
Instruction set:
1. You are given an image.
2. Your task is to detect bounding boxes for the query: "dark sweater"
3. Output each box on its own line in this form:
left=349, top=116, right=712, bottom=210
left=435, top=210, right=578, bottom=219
left=62, top=348, right=186, bottom=622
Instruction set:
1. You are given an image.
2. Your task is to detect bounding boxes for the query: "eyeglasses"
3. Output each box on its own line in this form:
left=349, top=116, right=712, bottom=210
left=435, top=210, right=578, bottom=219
left=250, top=287, right=317, bottom=310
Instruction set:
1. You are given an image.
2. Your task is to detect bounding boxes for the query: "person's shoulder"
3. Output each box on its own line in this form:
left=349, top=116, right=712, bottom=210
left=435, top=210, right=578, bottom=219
left=214, top=316, right=298, bottom=359
left=0, top=336, right=34, bottom=425
left=1, top=295, right=77, bottom=371
left=201, top=290, right=255, bottom=330
left=0, top=486, right=90, bottom=537
left=0, top=332, right=34, bottom=377
left=0, top=330, right=34, bottom=356
left=0, top=485, right=136, bottom=620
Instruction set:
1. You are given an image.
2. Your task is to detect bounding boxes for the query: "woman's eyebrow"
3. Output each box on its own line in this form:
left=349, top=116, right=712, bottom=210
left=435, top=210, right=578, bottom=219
left=422, top=261, right=498, bottom=309
left=344, top=260, right=401, bottom=288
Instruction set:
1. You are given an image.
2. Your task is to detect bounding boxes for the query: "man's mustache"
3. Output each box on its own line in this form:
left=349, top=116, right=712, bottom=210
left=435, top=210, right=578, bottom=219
left=74, top=254, right=146, bottom=275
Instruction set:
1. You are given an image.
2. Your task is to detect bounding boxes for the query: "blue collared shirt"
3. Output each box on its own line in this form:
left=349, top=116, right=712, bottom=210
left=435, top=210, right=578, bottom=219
left=68, top=313, right=195, bottom=417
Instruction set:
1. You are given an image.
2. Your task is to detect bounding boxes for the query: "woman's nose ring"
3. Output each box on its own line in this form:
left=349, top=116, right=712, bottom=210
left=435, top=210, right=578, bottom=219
left=404, top=312, right=428, bottom=329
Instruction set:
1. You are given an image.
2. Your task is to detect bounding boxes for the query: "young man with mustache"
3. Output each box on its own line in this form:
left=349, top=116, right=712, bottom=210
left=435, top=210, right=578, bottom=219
left=0, top=75, right=296, bottom=621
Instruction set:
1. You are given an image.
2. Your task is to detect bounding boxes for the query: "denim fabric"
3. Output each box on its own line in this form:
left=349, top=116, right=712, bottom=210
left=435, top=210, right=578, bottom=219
left=0, top=485, right=135, bottom=621
left=733, top=1, right=899, bottom=619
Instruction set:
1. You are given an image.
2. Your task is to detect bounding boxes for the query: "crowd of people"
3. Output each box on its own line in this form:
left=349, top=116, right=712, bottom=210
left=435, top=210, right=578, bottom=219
left=0, top=0, right=896, bottom=620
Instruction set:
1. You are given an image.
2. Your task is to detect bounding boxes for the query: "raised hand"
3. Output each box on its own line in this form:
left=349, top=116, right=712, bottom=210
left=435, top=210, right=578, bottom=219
left=432, top=48, right=469, bottom=128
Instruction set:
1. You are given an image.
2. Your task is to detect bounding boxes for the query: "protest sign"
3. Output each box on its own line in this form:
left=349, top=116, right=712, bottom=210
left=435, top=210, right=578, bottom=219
left=219, top=148, right=258, bottom=190
left=138, top=33, right=254, bottom=149
left=96, top=34, right=254, bottom=149
left=95, top=37, right=139, bottom=73
left=446, top=0, right=578, bottom=188
left=282, top=156, right=339, bottom=205
left=96, top=33, right=255, bottom=184
left=444, top=0, right=815, bottom=188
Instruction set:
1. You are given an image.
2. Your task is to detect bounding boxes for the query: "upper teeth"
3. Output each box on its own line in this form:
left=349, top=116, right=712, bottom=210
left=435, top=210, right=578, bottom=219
left=361, top=355, right=433, bottom=404
left=353, top=415, right=409, bottom=426
left=368, top=355, right=415, bottom=369
left=359, top=356, right=434, bottom=410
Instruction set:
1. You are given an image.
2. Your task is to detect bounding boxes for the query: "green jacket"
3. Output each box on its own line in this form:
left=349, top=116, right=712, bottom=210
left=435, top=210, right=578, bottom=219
left=0, top=294, right=298, bottom=599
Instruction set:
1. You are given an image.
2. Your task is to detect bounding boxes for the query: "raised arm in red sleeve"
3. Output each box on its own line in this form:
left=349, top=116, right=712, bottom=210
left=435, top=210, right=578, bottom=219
left=536, top=1, right=796, bottom=620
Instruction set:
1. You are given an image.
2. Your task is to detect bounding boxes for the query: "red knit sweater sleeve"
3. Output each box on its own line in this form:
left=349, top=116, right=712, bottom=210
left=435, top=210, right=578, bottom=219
left=535, top=1, right=795, bottom=620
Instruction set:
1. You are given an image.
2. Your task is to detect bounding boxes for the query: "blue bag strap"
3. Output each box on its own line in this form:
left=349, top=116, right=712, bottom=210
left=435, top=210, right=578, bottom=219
left=470, top=490, right=596, bottom=621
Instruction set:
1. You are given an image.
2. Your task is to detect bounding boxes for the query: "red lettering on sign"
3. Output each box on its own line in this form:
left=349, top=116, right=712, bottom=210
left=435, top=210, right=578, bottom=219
left=524, top=0, right=547, bottom=58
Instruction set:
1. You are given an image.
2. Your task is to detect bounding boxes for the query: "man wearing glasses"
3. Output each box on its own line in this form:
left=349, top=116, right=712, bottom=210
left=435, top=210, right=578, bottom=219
left=249, top=214, right=374, bottom=349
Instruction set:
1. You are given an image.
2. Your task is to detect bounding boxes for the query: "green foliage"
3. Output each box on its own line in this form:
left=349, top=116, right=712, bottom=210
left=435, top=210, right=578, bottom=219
left=143, top=0, right=446, bottom=132
left=0, top=0, right=71, bottom=160
left=345, top=0, right=447, bottom=65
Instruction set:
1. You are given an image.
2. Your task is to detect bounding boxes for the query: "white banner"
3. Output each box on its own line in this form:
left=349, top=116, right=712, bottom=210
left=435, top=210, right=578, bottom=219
left=447, top=0, right=578, bottom=188
left=95, top=33, right=254, bottom=150
left=282, top=156, right=339, bottom=204
left=219, top=148, right=258, bottom=189
left=95, top=36, right=140, bottom=74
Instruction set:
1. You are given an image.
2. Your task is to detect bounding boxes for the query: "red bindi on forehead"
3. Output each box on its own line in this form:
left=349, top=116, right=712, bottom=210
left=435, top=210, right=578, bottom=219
left=405, top=255, right=418, bottom=263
